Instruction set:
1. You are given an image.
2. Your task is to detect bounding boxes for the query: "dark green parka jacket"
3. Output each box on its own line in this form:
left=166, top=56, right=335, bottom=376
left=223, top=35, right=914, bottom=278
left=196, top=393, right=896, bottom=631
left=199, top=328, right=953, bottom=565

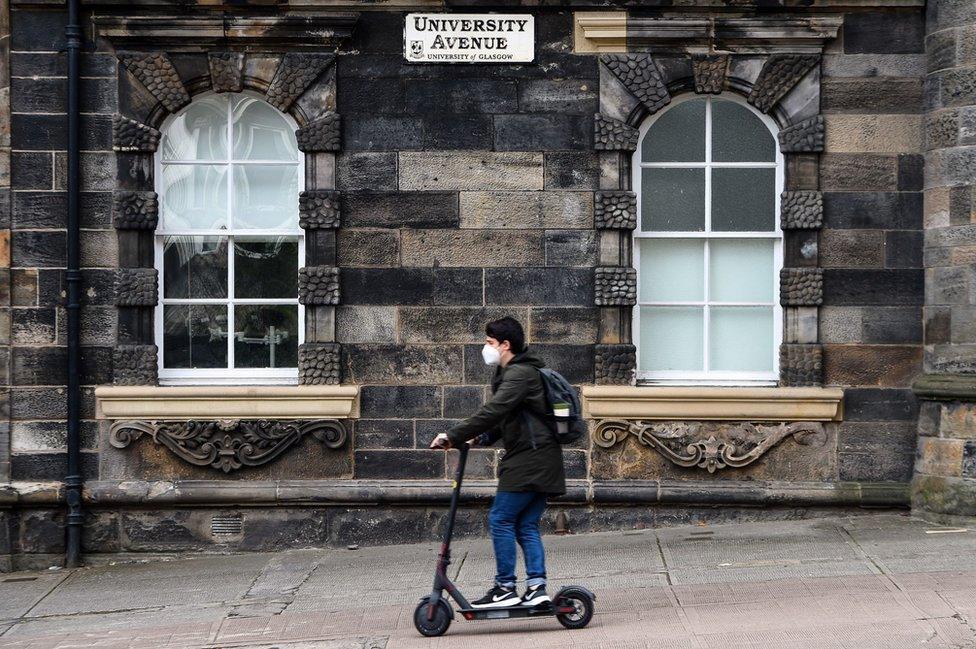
left=447, top=349, right=566, bottom=496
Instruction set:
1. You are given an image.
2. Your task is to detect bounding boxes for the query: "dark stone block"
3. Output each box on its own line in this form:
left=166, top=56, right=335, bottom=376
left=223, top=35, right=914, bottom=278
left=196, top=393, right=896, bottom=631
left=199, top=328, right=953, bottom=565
left=10, top=386, right=95, bottom=420
left=343, top=116, right=423, bottom=151
left=447, top=448, right=496, bottom=479
left=885, top=231, right=922, bottom=269
left=416, top=419, right=464, bottom=449
left=341, top=268, right=482, bottom=306
left=342, top=192, right=459, bottom=228
left=843, top=388, right=918, bottom=421
left=544, top=152, right=600, bottom=190
left=120, top=511, right=205, bottom=551
left=307, top=231, right=336, bottom=267
left=822, top=269, right=923, bottom=306
left=11, top=346, right=112, bottom=386
left=342, top=344, right=463, bottom=385
left=821, top=78, right=923, bottom=113
left=82, top=510, right=120, bottom=554
left=964, top=441, right=976, bottom=479
left=530, top=307, right=599, bottom=344
left=533, top=344, right=595, bottom=384
left=563, top=449, right=587, bottom=480
left=337, top=153, right=398, bottom=192
left=443, top=385, right=486, bottom=419
left=11, top=113, right=111, bottom=151
left=330, top=507, right=429, bottom=547
left=405, top=79, right=517, bottom=114
left=11, top=308, right=56, bottom=345
left=354, top=450, right=444, bottom=479
left=346, top=11, right=405, bottom=53
left=518, top=79, right=598, bottom=114
left=18, top=510, right=65, bottom=555
left=11, top=52, right=116, bottom=78
left=359, top=385, right=441, bottom=419
left=354, top=419, right=414, bottom=449
left=11, top=10, right=67, bottom=51
left=897, top=154, right=924, bottom=191
left=485, top=268, right=594, bottom=306
left=12, top=231, right=66, bottom=267
left=337, top=78, right=405, bottom=115
left=822, top=192, right=922, bottom=230
left=13, top=192, right=67, bottom=228
left=843, top=12, right=924, bottom=54
left=494, top=114, right=591, bottom=151
left=238, top=510, right=331, bottom=552
left=863, top=307, right=922, bottom=344
left=784, top=230, right=819, bottom=268
left=839, top=452, right=913, bottom=482
left=422, top=114, right=493, bottom=150
left=11, top=452, right=97, bottom=481
left=545, top=231, right=597, bottom=267
left=925, top=307, right=951, bottom=345
left=10, top=152, right=53, bottom=190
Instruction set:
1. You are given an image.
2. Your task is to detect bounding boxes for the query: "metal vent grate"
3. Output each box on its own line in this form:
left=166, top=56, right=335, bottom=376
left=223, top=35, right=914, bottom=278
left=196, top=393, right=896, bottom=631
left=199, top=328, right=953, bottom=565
left=211, top=513, right=244, bottom=536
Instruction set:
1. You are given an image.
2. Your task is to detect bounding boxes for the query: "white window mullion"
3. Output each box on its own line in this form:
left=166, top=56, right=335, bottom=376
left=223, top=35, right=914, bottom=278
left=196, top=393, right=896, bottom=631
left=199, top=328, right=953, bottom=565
left=226, top=96, right=236, bottom=370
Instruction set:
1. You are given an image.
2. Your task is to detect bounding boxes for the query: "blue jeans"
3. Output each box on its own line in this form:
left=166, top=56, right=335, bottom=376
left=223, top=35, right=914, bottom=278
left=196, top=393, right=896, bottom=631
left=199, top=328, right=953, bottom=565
left=488, top=491, right=548, bottom=589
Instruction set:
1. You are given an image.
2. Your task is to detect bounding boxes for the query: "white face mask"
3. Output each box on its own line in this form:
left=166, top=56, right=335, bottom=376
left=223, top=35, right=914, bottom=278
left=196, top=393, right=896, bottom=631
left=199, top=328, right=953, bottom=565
left=481, top=343, right=502, bottom=366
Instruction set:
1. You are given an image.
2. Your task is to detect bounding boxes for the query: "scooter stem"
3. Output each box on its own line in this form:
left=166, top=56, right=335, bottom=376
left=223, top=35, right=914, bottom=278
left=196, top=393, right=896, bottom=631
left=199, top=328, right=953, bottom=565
left=441, top=444, right=468, bottom=549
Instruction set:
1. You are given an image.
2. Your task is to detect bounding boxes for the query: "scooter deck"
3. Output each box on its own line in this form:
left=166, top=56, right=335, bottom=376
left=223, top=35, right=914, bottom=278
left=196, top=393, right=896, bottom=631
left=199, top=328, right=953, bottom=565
left=458, top=602, right=572, bottom=621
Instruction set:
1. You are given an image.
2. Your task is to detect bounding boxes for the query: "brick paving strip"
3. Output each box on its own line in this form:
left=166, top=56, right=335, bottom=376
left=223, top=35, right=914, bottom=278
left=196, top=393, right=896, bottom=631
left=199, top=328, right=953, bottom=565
left=0, top=515, right=974, bottom=648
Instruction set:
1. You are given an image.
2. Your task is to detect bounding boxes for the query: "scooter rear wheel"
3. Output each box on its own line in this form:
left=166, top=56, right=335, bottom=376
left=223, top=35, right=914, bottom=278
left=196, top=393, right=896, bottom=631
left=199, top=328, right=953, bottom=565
left=413, top=597, right=452, bottom=637
left=555, top=587, right=594, bottom=630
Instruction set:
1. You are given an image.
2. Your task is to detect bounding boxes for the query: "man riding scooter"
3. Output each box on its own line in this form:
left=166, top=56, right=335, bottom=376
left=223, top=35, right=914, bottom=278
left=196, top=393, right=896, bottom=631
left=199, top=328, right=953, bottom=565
left=430, top=316, right=565, bottom=610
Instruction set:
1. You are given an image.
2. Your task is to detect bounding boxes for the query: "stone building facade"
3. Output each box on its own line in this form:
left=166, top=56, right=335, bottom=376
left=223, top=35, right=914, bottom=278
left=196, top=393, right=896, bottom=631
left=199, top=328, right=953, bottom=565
left=0, top=0, right=969, bottom=569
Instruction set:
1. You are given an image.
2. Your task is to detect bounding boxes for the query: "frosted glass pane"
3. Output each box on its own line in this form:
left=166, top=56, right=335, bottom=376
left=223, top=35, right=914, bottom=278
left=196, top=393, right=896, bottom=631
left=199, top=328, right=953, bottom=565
left=232, top=96, right=299, bottom=161
left=639, top=307, right=703, bottom=372
left=234, top=305, right=298, bottom=368
left=638, top=239, right=704, bottom=302
left=232, top=165, right=300, bottom=229
left=159, top=165, right=228, bottom=230
left=709, top=306, right=774, bottom=372
left=163, top=236, right=228, bottom=299
left=161, top=95, right=228, bottom=161
left=711, top=168, right=776, bottom=232
left=710, top=239, right=775, bottom=303
left=642, top=99, right=705, bottom=162
left=641, top=168, right=705, bottom=232
left=712, top=100, right=775, bottom=162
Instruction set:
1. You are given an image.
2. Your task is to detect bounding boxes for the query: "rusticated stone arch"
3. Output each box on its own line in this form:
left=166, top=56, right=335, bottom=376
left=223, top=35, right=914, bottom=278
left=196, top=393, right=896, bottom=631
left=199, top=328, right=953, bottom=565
left=595, top=50, right=826, bottom=387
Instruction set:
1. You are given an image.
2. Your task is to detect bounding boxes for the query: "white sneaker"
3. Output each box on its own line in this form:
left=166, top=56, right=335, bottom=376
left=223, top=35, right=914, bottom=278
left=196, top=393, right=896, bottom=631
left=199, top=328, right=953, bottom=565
left=520, top=584, right=551, bottom=607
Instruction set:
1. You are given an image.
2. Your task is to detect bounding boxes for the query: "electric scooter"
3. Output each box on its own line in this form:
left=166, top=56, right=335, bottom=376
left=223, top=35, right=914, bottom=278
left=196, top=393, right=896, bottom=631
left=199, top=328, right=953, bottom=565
left=413, top=444, right=596, bottom=637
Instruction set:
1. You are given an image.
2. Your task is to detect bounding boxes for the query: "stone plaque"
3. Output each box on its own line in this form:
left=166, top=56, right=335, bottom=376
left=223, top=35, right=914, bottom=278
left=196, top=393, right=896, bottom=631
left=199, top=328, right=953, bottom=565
left=404, top=13, right=534, bottom=63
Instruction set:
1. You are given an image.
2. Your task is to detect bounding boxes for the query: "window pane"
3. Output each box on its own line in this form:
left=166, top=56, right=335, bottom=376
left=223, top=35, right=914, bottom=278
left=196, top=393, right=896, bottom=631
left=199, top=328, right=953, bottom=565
left=232, top=96, right=300, bottom=161
left=638, top=239, right=704, bottom=302
left=709, top=306, right=774, bottom=372
left=161, top=95, right=228, bottom=161
left=163, top=236, right=228, bottom=299
left=711, top=168, right=775, bottom=232
left=639, top=306, right=703, bottom=372
left=232, top=165, right=300, bottom=229
left=234, top=305, right=298, bottom=368
left=709, top=239, right=775, bottom=303
left=711, top=99, right=775, bottom=163
left=234, top=237, right=299, bottom=299
left=163, top=304, right=228, bottom=369
left=641, top=168, right=705, bottom=232
left=159, top=165, right=228, bottom=230
left=642, top=99, right=705, bottom=163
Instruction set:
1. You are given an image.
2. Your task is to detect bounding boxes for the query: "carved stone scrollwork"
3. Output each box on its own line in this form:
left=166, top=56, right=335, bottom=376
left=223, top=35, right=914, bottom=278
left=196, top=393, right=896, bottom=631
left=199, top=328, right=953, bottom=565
left=595, top=191, right=637, bottom=230
left=109, top=418, right=348, bottom=474
left=594, top=114, right=638, bottom=151
left=267, top=53, right=336, bottom=112
left=778, top=115, right=825, bottom=153
left=117, top=52, right=191, bottom=113
left=112, top=191, right=159, bottom=230
left=748, top=54, right=819, bottom=114
left=209, top=52, right=244, bottom=93
left=780, top=267, right=823, bottom=306
left=299, top=190, right=341, bottom=230
left=296, top=112, right=342, bottom=152
left=780, top=191, right=823, bottom=230
left=114, top=268, right=159, bottom=306
left=692, top=54, right=728, bottom=94
left=113, top=115, right=160, bottom=152
left=595, top=267, right=638, bottom=306
left=298, top=266, right=340, bottom=305
left=593, top=419, right=826, bottom=473
left=600, top=54, right=670, bottom=114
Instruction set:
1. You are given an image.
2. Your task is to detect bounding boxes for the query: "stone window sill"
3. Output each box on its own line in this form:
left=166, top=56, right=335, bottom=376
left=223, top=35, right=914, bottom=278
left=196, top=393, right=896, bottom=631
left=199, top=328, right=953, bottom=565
left=95, top=385, right=360, bottom=420
left=581, top=386, right=843, bottom=421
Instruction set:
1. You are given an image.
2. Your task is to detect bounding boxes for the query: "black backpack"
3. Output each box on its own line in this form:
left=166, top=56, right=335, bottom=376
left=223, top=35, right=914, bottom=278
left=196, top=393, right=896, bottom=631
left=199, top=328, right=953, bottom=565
left=520, top=367, right=587, bottom=446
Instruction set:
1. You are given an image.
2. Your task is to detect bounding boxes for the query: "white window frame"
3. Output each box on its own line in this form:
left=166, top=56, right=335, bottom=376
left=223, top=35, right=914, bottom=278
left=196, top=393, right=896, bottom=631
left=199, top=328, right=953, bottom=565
left=632, top=93, right=784, bottom=386
left=154, top=91, right=305, bottom=386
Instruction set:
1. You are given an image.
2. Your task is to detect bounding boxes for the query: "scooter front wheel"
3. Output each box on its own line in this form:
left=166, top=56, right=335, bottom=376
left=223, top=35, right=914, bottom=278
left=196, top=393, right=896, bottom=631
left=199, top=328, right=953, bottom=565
left=555, top=587, right=594, bottom=630
left=413, top=597, right=453, bottom=637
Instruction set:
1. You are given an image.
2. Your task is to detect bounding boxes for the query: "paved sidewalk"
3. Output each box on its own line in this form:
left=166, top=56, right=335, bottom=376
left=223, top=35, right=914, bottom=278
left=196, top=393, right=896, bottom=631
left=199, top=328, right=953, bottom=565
left=0, top=514, right=974, bottom=648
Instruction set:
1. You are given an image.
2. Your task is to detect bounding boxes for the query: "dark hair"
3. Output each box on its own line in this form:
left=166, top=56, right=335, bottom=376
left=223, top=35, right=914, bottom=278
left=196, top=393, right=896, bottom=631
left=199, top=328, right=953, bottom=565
left=485, top=317, right=526, bottom=354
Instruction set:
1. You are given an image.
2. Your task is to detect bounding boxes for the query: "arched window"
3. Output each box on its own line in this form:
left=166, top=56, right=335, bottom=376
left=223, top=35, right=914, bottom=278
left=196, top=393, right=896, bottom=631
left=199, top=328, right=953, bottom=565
left=155, top=93, right=304, bottom=384
left=633, top=95, right=782, bottom=385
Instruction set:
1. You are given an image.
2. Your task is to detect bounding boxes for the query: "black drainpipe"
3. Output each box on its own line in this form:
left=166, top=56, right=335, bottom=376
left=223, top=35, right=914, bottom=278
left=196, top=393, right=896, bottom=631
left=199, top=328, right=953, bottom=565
left=64, top=0, right=83, bottom=568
